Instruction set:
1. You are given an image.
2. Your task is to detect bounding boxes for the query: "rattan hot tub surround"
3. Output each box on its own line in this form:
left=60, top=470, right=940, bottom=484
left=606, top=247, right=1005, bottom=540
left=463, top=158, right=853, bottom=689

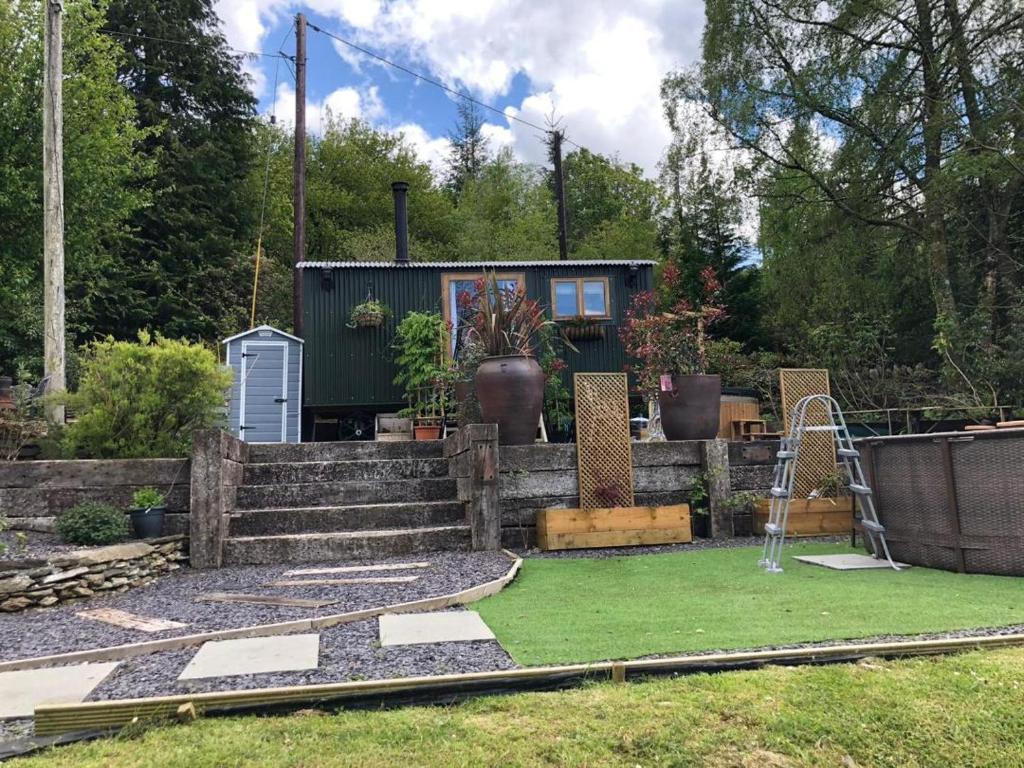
left=859, top=428, right=1024, bottom=576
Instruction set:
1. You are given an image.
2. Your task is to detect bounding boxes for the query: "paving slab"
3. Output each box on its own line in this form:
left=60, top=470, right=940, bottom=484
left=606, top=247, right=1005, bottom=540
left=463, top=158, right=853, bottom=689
left=76, top=608, right=187, bottom=633
left=379, top=611, right=495, bottom=647
left=0, top=662, right=119, bottom=718
left=178, top=634, right=320, bottom=680
left=285, top=562, right=431, bottom=576
left=266, top=577, right=419, bottom=587
left=794, top=554, right=909, bottom=571
left=195, top=592, right=339, bottom=608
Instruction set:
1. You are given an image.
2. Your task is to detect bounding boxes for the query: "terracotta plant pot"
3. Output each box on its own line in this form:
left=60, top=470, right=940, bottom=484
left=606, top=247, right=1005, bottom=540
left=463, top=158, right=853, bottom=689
left=413, top=425, right=442, bottom=440
left=658, top=374, right=722, bottom=441
left=475, top=355, right=545, bottom=445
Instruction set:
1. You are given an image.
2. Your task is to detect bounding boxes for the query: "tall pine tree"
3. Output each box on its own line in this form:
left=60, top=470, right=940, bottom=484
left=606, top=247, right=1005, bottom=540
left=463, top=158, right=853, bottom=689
left=445, top=101, right=489, bottom=198
left=106, top=0, right=257, bottom=340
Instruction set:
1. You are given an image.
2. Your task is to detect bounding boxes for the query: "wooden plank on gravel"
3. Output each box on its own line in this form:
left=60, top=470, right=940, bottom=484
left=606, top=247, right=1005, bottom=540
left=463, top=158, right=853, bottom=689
left=284, top=562, right=430, bottom=576
left=76, top=609, right=187, bottom=633
left=196, top=593, right=339, bottom=608
left=266, top=577, right=419, bottom=587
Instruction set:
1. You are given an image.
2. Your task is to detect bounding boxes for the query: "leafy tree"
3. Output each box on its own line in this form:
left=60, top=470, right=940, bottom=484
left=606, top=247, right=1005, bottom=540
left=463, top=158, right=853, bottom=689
left=0, top=0, right=148, bottom=376
left=453, top=149, right=559, bottom=262
left=105, top=0, right=259, bottom=341
left=561, top=148, right=662, bottom=261
left=445, top=101, right=490, bottom=197
left=677, top=0, right=1024, bottom=405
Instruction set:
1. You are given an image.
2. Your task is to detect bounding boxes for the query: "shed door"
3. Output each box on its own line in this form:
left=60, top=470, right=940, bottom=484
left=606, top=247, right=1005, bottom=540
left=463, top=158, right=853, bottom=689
left=240, top=341, right=288, bottom=442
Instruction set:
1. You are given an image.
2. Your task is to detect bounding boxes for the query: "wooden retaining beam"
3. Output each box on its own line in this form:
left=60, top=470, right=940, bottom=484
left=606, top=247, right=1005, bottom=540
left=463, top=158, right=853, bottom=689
left=34, top=631, right=1024, bottom=736
left=0, top=552, right=522, bottom=674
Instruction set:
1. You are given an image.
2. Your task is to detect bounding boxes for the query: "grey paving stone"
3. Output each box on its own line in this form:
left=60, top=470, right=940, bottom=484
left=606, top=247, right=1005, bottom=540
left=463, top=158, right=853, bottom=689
left=0, top=662, right=119, bottom=718
left=379, top=611, right=495, bottom=647
left=178, top=634, right=320, bottom=680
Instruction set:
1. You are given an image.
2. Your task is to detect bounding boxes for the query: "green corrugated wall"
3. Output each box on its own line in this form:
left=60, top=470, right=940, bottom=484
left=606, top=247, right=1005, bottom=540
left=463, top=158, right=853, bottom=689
left=301, top=262, right=653, bottom=410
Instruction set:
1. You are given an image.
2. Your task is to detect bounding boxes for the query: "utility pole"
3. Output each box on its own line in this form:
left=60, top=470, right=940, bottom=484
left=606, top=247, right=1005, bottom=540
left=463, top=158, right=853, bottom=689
left=550, top=130, right=569, bottom=260
left=43, top=0, right=65, bottom=422
left=292, top=13, right=307, bottom=337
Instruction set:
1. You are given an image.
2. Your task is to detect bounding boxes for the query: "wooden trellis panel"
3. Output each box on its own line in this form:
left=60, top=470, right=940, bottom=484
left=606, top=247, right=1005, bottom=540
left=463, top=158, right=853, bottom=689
left=574, top=373, right=635, bottom=509
left=779, top=368, right=836, bottom=498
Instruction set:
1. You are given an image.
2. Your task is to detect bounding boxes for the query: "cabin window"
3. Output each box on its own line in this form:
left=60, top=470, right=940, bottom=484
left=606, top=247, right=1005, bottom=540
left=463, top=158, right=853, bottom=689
left=551, top=277, right=610, bottom=319
left=442, top=272, right=526, bottom=354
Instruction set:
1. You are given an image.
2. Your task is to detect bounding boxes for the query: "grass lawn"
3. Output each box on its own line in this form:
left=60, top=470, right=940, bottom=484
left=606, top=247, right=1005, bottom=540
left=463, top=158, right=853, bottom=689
left=11, top=648, right=1024, bottom=767
left=474, top=542, right=1024, bottom=666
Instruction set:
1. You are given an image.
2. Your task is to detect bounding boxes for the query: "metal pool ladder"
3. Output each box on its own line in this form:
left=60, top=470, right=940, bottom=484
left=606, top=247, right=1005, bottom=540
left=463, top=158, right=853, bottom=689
left=759, top=394, right=900, bottom=573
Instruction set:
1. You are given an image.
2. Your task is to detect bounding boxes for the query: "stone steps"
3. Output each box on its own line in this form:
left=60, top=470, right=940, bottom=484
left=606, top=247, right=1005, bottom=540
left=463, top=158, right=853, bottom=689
left=233, top=477, right=458, bottom=511
left=228, top=501, right=465, bottom=536
left=222, top=526, right=471, bottom=565
left=247, top=440, right=444, bottom=464
left=242, top=458, right=449, bottom=486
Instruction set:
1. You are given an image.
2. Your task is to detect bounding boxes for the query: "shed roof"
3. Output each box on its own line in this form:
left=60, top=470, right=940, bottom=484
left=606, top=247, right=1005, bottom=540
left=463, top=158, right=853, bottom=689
left=297, top=260, right=656, bottom=269
left=221, top=324, right=304, bottom=345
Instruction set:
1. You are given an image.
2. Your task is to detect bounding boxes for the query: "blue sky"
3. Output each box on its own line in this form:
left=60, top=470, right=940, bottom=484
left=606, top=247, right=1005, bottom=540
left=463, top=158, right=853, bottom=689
left=215, top=0, right=708, bottom=176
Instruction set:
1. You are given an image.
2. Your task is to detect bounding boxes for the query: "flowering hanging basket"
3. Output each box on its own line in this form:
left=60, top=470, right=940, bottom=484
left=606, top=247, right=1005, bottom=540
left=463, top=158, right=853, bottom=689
left=349, top=300, right=390, bottom=328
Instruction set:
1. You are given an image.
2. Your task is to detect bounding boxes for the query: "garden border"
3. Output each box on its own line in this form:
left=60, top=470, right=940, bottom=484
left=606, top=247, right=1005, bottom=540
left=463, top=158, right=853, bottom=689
left=32, top=630, right=1024, bottom=736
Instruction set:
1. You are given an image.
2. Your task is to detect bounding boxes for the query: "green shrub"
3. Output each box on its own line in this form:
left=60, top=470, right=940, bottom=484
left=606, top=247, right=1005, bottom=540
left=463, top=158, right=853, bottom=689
left=62, top=331, right=232, bottom=458
left=393, top=312, right=448, bottom=418
left=57, top=503, right=129, bottom=545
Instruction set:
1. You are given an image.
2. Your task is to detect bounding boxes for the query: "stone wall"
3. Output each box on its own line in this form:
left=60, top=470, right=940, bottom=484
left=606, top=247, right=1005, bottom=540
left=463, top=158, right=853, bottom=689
left=0, top=459, right=191, bottom=535
left=0, top=535, right=187, bottom=613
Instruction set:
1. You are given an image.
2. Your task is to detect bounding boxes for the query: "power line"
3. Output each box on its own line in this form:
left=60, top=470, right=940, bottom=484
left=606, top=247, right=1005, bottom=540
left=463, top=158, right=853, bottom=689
left=100, top=29, right=289, bottom=60
left=307, top=22, right=582, bottom=149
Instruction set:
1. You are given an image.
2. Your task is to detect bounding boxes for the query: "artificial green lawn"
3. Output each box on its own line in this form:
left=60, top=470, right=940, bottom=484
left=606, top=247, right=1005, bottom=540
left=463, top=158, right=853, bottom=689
left=474, top=542, right=1024, bottom=666
left=13, top=648, right=1024, bottom=767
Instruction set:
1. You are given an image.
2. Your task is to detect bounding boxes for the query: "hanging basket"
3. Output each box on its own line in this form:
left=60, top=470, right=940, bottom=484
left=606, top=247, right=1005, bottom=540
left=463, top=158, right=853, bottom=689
left=561, top=321, right=605, bottom=341
left=349, top=300, right=390, bottom=328
left=353, top=313, right=385, bottom=328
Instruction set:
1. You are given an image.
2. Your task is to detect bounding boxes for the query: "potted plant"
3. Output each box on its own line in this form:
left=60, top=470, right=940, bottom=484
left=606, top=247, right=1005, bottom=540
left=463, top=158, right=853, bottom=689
left=129, top=487, right=165, bottom=539
left=393, top=312, right=448, bottom=440
left=560, top=316, right=605, bottom=342
left=467, top=274, right=562, bottom=446
left=348, top=299, right=390, bottom=328
left=620, top=265, right=725, bottom=440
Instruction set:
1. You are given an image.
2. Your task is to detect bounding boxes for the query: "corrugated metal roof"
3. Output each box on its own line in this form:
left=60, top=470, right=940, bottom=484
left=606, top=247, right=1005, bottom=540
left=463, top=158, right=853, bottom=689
left=297, top=260, right=657, bottom=269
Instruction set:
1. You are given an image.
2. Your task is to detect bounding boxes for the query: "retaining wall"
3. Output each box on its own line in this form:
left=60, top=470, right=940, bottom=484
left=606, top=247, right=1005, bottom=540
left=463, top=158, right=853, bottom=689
left=0, top=459, right=191, bottom=535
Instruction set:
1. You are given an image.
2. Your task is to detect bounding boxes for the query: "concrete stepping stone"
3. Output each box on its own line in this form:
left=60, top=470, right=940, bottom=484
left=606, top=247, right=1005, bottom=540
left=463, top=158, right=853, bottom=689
left=195, top=592, right=339, bottom=608
left=76, top=608, right=187, bottom=633
left=0, top=662, right=119, bottom=718
left=379, top=611, right=495, bottom=647
left=266, top=576, right=420, bottom=587
left=178, top=634, right=320, bottom=680
left=285, top=562, right=431, bottom=576
left=794, top=554, right=910, bottom=570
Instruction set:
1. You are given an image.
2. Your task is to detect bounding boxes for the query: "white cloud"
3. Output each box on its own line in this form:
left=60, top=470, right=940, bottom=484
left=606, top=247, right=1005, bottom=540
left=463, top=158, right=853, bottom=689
left=271, top=83, right=385, bottom=133
left=394, top=123, right=452, bottom=176
left=215, top=1, right=707, bottom=176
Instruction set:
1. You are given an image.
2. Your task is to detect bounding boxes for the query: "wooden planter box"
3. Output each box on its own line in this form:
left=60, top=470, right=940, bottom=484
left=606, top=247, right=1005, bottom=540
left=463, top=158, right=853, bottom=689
left=537, top=504, right=692, bottom=551
left=754, top=497, right=854, bottom=536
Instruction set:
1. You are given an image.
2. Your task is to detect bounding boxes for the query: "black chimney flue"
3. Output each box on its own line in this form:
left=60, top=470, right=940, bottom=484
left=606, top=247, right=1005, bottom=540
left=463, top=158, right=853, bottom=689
left=392, top=181, right=410, bottom=264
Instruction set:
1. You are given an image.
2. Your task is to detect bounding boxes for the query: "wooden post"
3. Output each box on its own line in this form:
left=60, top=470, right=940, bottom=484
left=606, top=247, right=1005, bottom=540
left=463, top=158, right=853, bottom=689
left=42, top=0, right=65, bottom=422
left=550, top=130, right=569, bottom=260
left=468, top=424, right=501, bottom=550
left=292, top=13, right=307, bottom=337
left=189, top=430, right=248, bottom=569
left=700, top=439, right=733, bottom=539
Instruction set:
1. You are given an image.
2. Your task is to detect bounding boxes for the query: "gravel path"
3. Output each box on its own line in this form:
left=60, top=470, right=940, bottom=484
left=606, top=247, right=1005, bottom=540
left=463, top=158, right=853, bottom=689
left=520, top=535, right=849, bottom=560
left=86, top=615, right=516, bottom=701
left=0, top=551, right=514, bottom=662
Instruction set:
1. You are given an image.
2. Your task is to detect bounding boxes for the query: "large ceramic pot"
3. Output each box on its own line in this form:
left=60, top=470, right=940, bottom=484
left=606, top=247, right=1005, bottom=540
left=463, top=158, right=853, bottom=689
left=475, top=355, right=545, bottom=445
left=658, top=374, right=722, bottom=441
